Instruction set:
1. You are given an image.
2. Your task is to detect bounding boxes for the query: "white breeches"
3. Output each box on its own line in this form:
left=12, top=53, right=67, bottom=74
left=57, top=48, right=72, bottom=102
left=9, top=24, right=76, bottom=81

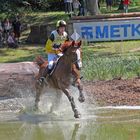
left=48, top=53, right=63, bottom=69
left=48, top=54, right=58, bottom=69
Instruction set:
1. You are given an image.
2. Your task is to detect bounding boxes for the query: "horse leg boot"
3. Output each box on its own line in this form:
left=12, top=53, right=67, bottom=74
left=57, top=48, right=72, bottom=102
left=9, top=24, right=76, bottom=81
left=76, top=79, right=85, bottom=103
left=62, top=88, right=81, bottom=118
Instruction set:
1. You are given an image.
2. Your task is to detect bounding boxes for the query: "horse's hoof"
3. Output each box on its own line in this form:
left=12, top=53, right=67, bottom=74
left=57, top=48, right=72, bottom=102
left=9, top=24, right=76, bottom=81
left=37, top=77, right=48, bottom=86
left=74, top=113, right=81, bottom=118
left=78, top=96, right=85, bottom=103
left=37, top=79, right=43, bottom=86
left=74, top=110, right=81, bottom=118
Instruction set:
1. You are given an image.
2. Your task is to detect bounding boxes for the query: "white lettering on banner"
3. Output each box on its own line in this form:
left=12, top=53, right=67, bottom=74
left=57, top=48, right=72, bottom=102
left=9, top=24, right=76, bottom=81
left=73, top=20, right=140, bottom=41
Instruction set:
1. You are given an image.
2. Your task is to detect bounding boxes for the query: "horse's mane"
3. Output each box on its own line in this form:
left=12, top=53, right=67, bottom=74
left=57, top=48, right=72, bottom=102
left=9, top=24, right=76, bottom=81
left=60, top=41, right=81, bottom=51
left=60, top=41, right=73, bottom=52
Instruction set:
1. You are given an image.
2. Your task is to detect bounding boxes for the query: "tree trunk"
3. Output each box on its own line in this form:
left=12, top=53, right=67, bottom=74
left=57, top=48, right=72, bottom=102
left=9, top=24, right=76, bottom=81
left=86, top=0, right=100, bottom=15
left=118, top=0, right=124, bottom=10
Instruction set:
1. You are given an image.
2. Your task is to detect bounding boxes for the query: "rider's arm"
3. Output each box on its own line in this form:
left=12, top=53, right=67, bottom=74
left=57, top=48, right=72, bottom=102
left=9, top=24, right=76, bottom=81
left=45, top=33, right=55, bottom=53
left=65, top=32, right=69, bottom=42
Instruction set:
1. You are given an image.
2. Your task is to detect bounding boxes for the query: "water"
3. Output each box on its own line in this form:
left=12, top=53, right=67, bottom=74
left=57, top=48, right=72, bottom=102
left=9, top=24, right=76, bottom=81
left=0, top=87, right=140, bottom=140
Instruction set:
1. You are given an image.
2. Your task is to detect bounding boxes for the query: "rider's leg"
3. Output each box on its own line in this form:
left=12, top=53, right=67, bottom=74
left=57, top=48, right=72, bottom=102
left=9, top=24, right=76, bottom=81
left=41, top=60, right=53, bottom=77
left=46, top=54, right=58, bottom=74
left=43, top=53, right=63, bottom=76
left=38, top=54, right=57, bottom=84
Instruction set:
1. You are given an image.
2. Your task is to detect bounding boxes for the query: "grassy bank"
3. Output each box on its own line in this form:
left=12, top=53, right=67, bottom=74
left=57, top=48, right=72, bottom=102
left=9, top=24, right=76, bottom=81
left=82, top=41, right=140, bottom=80
left=0, top=8, right=140, bottom=81
left=0, top=45, right=45, bottom=63
left=21, top=12, right=69, bottom=26
left=1, top=5, right=140, bottom=27
left=20, top=5, right=140, bottom=26
left=0, top=40, right=140, bottom=81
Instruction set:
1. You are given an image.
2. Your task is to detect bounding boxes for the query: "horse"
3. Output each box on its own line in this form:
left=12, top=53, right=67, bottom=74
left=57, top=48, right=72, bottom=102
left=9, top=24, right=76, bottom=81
left=34, top=41, right=85, bottom=118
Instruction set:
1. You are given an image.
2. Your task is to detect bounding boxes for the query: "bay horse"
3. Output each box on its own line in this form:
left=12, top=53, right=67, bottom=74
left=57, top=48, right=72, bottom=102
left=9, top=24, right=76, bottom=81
left=34, top=41, right=85, bottom=118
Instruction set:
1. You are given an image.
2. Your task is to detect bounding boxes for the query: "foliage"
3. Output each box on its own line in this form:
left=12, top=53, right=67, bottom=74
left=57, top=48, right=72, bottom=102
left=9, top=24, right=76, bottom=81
left=0, top=0, right=140, bottom=18
left=81, top=40, right=140, bottom=80
left=0, top=0, right=64, bottom=15
left=82, top=54, right=140, bottom=80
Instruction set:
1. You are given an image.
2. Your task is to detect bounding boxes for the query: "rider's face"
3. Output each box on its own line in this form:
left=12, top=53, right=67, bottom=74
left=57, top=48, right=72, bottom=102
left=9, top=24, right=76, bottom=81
left=58, top=26, right=65, bottom=35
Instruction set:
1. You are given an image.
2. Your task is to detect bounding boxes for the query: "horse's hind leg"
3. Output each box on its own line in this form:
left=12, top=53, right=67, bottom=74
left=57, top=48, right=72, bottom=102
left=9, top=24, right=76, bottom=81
left=34, top=81, right=44, bottom=110
left=62, top=88, right=80, bottom=118
left=76, top=79, right=85, bottom=103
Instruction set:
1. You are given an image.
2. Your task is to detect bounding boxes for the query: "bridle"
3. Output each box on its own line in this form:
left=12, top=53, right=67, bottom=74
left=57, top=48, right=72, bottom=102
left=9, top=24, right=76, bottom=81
left=59, top=41, right=82, bottom=65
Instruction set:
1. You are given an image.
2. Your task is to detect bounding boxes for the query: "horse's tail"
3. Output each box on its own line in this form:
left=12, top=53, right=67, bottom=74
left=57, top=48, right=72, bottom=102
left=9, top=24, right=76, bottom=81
left=34, top=56, right=48, bottom=68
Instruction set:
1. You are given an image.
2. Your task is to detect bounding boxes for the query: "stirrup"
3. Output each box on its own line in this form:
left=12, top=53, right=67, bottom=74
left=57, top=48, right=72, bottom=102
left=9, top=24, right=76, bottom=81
left=44, top=67, right=52, bottom=76
left=37, top=77, right=48, bottom=85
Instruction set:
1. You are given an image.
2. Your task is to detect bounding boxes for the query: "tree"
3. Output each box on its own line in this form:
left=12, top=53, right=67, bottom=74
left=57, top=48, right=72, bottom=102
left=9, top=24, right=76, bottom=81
left=86, top=0, right=100, bottom=15
left=118, top=0, right=124, bottom=10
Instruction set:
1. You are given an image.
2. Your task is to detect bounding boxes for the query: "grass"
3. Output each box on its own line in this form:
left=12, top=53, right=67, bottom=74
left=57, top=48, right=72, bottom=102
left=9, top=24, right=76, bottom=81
left=18, top=5, right=140, bottom=27
left=100, top=5, right=140, bottom=14
left=0, top=40, right=140, bottom=81
left=82, top=40, right=140, bottom=80
left=82, top=54, right=140, bottom=80
left=21, top=11, right=69, bottom=26
left=0, top=7, right=140, bottom=81
left=0, top=45, right=46, bottom=63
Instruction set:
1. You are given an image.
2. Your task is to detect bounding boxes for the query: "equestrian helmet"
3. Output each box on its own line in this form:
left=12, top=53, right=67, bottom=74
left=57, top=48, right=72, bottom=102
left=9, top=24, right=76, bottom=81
left=56, top=20, right=67, bottom=28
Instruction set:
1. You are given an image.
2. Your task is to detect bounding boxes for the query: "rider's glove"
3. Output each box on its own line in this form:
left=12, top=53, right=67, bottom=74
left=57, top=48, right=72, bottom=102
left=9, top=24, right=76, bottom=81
left=53, top=44, right=61, bottom=49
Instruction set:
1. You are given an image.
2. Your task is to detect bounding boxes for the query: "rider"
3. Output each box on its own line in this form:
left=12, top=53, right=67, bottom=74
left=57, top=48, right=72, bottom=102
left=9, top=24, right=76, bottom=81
left=43, top=20, right=69, bottom=78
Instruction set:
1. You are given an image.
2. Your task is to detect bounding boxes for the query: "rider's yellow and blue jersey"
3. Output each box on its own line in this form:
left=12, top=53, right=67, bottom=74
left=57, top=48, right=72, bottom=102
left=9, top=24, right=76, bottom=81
left=45, top=30, right=68, bottom=54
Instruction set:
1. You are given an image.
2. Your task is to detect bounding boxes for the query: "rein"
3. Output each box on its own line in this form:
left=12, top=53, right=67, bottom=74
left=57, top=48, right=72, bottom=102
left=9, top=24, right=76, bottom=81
left=72, top=59, right=81, bottom=64
left=59, top=43, right=81, bottom=64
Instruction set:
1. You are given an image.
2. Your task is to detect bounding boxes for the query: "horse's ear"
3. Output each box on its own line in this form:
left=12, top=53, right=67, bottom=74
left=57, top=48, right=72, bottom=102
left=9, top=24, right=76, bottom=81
left=77, top=40, right=82, bottom=47
left=72, top=41, right=75, bottom=47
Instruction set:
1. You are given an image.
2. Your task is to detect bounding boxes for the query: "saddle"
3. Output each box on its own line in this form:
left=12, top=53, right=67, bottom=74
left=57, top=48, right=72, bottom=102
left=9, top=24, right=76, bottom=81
left=37, top=58, right=60, bottom=85
left=42, top=57, right=61, bottom=77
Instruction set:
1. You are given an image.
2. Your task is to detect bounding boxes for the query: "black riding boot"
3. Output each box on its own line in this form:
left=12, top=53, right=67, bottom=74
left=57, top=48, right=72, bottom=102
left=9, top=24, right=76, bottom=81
left=38, top=67, right=51, bottom=85
left=43, top=66, right=52, bottom=77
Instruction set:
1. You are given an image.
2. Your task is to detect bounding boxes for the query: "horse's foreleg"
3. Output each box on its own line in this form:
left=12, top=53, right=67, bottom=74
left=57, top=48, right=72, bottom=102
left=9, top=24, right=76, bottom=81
left=72, top=65, right=85, bottom=103
left=34, top=81, right=44, bottom=110
left=62, top=88, right=81, bottom=118
left=76, top=79, right=85, bottom=103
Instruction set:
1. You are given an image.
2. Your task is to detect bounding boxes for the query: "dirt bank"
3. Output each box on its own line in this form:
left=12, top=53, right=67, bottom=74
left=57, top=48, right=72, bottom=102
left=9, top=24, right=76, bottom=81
left=84, top=78, right=140, bottom=106
left=0, top=62, right=140, bottom=107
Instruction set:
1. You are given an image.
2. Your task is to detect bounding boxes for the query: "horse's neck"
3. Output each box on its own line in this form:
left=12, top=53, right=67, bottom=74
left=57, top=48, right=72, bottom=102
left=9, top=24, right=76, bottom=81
left=56, top=54, right=72, bottom=74
left=63, top=54, right=72, bottom=65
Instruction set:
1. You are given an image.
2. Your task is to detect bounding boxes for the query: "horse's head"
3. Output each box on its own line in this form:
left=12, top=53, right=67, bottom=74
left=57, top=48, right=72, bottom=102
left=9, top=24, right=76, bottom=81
left=60, top=41, right=82, bottom=70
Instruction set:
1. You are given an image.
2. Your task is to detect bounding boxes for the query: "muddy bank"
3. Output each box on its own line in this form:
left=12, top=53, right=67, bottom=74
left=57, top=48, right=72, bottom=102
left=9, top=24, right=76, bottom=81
left=0, top=62, right=140, bottom=107
left=84, top=78, right=140, bottom=106
left=0, top=78, right=139, bottom=112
